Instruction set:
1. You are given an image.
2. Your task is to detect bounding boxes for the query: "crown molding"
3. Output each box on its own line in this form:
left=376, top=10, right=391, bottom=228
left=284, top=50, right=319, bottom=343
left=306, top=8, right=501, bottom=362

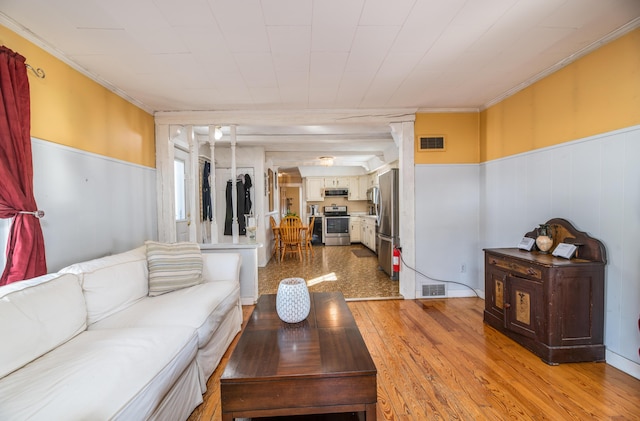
left=416, top=108, right=480, bottom=113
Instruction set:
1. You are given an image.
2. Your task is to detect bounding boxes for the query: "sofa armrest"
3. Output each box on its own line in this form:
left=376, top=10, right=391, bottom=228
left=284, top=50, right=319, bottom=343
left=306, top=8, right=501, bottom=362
left=202, top=252, right=242, bottom=284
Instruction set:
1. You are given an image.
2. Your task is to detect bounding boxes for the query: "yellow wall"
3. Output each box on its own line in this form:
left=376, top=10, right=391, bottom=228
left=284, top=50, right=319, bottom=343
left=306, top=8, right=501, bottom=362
left=480, top=28, right=640, bottom=162
left=415, top=29, right=640, bottom=164
left=0, top=25, right=155, bottom=168
left=414, top=112, right=479, bottom=164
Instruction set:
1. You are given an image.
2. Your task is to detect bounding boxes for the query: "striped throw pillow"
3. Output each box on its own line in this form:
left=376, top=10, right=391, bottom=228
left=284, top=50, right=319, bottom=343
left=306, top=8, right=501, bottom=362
left=145, top=241, right=203, bottom=296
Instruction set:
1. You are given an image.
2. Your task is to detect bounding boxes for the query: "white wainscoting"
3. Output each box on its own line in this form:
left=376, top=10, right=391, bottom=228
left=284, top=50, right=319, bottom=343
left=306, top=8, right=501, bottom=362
left=480, top=125, right=640, bottom=378
left=30, top=138, right=157, bottom=272
left=414, top=164, right=481, bottom=297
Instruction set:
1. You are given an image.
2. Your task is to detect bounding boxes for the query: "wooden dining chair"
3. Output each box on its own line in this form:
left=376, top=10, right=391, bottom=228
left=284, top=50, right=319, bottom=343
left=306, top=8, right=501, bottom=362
left=270, top=215, right=281, bottom=262
left=304, top=216, right=315, bottom=257
left=280, top=215, right=303, bottom=261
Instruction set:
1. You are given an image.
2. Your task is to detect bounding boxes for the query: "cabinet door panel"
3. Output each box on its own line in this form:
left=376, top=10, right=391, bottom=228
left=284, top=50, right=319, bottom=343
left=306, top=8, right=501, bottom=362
left=553, top=272, right=602, bottom=345
left=305, top=177, right=324, bottom=201
left=506, top=275, right=542, bottom=340
left=486, top=268, right=507, bottom=322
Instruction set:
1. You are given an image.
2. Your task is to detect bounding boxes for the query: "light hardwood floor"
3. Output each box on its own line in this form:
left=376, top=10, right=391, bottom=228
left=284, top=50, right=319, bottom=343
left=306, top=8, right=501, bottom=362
left=188, top=298, right=640, bottom=420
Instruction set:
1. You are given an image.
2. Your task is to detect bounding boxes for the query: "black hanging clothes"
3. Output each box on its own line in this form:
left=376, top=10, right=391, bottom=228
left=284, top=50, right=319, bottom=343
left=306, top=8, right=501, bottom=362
left=244, top=174, right=253, bottom=214
left=224, top=179, right=247, bottom=235
left=202, top=162, right=212, bottom=221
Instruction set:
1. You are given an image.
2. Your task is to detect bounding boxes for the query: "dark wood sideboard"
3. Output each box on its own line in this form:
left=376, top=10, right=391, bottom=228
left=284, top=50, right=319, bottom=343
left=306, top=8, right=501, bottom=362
left=483, top=218, right=606, bottom=365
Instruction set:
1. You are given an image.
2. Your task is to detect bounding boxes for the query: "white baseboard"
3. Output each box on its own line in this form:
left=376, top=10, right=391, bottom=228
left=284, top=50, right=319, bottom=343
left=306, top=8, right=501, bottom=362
left=447, top=289, right=480, bottom=298
left=606, top=349, right=640, bottom=380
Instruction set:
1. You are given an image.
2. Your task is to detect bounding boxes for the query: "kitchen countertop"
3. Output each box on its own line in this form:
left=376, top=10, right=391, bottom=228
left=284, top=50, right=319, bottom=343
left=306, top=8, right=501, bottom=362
left=309, top=213, right=377, bottom=219
left=350, top=213, right=378, bottom=220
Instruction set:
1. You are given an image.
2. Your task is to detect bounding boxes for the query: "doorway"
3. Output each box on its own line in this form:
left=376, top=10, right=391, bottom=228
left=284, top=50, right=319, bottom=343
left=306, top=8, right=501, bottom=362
left=280, top=184, right=301, bottom=217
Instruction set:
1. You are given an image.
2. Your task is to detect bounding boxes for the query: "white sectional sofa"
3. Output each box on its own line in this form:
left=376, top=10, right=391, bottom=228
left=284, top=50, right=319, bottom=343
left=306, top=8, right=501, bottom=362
left=0, top=243, right=243, bottom=420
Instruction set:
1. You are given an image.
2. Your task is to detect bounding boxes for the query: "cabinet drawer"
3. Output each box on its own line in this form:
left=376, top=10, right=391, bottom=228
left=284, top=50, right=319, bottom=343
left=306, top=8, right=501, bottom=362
left=487, top=255, right=542, bottom=280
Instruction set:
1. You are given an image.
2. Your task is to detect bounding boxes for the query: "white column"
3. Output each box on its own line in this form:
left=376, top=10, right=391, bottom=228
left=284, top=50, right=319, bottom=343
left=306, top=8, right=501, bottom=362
left=208, top=125, right=219, bottom=244
left=390, top=121, right=416, bottom=299
left=230, top=125, right=239, bottom=243
left=187, top=125, right=199, bottom=242
left=155, top=123, right=176, bottom=243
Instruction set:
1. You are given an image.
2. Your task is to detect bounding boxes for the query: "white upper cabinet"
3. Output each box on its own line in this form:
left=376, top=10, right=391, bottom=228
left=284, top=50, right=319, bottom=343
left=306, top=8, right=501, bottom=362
left=305, top=175, right=373, bottom=202
left=348, top=177, right=359, bottom=200
left=369, top=173, right=378, bottom=188
left=305, top=177, right=325, bottom=201
left=348, top=176, right=368, bottom=201
left=325, top=177, right=350, bottom=188
left=359, top=176, right=369, bottom=199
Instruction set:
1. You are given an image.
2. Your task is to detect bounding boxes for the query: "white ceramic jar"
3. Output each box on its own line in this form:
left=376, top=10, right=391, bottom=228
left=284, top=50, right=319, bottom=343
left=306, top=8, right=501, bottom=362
left=276, top=277, right=310, bottom=323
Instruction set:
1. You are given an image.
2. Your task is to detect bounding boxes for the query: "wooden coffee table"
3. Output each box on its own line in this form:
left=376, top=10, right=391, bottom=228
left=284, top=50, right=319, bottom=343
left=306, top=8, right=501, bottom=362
left=221, top=292, right=377, bottom=420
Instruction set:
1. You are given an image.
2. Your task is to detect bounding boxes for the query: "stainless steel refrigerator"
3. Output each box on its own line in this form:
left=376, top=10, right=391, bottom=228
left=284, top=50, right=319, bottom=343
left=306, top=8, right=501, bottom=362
left=376, top=168, right=399, bottom=280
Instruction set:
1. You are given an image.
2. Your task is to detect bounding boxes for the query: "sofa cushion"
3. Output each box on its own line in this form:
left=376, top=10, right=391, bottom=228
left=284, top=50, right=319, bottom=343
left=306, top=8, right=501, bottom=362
left=90, top=280, right=240, bottom=348
left=146, top=241, right=203, bottom=296
left=0, top=326, right=198, bottom=420
left=59, top=246, right=148, bottom=325
left=0, top=273, right=86, bottom=378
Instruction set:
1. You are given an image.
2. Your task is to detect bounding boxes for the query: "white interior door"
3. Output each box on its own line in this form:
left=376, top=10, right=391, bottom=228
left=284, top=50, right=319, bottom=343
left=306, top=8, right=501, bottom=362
left=174, top=149, right=190, bottom=242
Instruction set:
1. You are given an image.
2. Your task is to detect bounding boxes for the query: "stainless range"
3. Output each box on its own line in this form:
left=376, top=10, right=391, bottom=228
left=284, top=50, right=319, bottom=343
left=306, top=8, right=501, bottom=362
left=323, top=205, right=350, bottom=246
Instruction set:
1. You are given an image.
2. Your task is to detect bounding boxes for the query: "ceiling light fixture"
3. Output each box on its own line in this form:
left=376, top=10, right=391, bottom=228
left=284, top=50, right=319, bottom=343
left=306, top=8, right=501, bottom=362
left=214, top=126, right=223, bottom=140
left=169, top=125, right=183, bottom=140
left=319, top=156, right=334, bottom=166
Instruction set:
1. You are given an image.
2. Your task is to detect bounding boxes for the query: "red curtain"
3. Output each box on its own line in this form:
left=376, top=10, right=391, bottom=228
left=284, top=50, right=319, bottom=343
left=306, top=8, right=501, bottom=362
left=0, top=46, right=46, bottom=285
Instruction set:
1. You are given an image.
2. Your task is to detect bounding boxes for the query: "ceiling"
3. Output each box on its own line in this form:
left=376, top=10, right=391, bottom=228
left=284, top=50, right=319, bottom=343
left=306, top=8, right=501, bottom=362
left=2, top=0, right=640, bottom=171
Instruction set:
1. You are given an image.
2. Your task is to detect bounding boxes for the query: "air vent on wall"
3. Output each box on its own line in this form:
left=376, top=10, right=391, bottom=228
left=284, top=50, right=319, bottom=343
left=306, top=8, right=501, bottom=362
left=421, top=283, right=446, bottom=298
left=419, top=136, right=445, bottom=151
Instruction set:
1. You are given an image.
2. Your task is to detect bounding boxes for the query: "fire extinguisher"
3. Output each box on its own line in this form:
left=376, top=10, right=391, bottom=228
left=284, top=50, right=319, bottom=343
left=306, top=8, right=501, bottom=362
left=392, top=246, right=401, bottom=274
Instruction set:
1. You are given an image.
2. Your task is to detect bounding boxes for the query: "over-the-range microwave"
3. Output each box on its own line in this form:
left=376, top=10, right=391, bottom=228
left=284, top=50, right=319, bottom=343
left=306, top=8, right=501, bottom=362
left=323, top=188, right=349, bottom=197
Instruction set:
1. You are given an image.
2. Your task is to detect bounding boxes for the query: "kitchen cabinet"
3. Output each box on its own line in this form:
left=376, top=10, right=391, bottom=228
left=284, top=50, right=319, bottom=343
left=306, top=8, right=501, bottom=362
left=370, top=220, right=376, bottom=253
left=368, top=173, right=378, bottom=188
left=348, top=177, right=359, bottom=201
left=368, top=219, right=376, bottom=252
left=305, top=177, right=324, bottom=201
left=325, top=177, right=349, bottom=188
left=349, top=217, right=361, bottom=243
left=347, top=176, right=367, bottom=201
left=361, top=217, right=376, bottom=252
left=347, top=176, right=370, bottom=201
left=483, top=218, right=606, bottom=364
left=359, top=176, right=369, bottom=199
left=306, top=175, right=370, bottom=202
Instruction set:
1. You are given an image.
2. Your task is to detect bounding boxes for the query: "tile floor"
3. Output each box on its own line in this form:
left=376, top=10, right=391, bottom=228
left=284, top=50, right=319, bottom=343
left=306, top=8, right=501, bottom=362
left=259, top=244, right=401, bottom=300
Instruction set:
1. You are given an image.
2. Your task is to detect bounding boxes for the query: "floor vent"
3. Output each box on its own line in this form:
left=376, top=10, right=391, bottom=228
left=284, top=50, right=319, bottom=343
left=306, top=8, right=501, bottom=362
left=419, top=136, right=445, bottom=150
left=421, top=283, right=447, bottom=298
